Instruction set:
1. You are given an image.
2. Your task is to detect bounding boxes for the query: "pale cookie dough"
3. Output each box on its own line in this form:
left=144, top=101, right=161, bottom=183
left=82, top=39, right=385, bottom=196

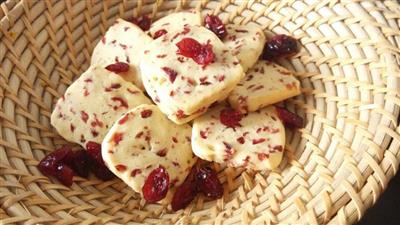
left=228, top=61, right=301, bottom=112
left=192, top=105, right=285, bottom=170
left=149, top=11, right=202, bottom=37
left=51, top=66, right=151, bottom=147
left=140, top=25, right=244, bottom=124
left=224, top=23, right=266, bottom=72
left=102, top=104, right=196, bottom=196
left=91, top=18, right=152, bottom=90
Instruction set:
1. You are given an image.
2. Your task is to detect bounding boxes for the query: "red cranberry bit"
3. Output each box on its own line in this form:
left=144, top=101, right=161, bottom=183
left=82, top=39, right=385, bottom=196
left=115, top=164, right=127, bottom=172
left=86, top=141, right=103, bottom=164
left=131, top=15, right=152, bottom=31
left=112, top=132, right=124, bottom=145
left=142, top=166, right=170, bottom=203
left=64, top=150, right=91, bottom=178
left=38, top=145, right=72, bottom=176
left=262, top=34, right=299, bottom=60
left=153, top=29, right=167, bottom=39
left=236, top=137, right=245, bottom=144
left=219, top=108, right=243, bottom=128
left=105, top=62, right=130, bottom=73
left=141, top=109, right=153, bottom=118
left=131, top=169, right=142, bottom=177
left=252, top=138, right=266, bottom=145
left=55, top=164, right=74, bottom=186
left=111, top=97, right=129, bottom=110
left=204, top=14, right=227, bottom=39
left=176, top=109, right=188, bottom=119
left=196, top=165, right=223, bottom=199
left=156, top=148, right=167, bottom=157
left=176, top=38, right=215, bottom=66
left=275, top=106, right=303, bottom=129
left=162, top=67, right=178, bottom=83
left=171, top=167, right=198, bottom=211
left=86, top=141, right=115, bottom=180
left=80, top=111, right=89, bottom=123
left=118, top=114, right=129, bottom=125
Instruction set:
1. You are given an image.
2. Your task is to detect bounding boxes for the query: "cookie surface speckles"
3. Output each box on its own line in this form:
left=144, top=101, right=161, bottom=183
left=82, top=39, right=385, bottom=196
left=91, top=18, right=152, bottom=90
left=224, top=23, right=266, bottom=72
left=102, top=104, right=196, bottom=196
left=140, top=25, right=244, bottom=124
left=149, top=12, right=202, bottom=37
left=192, top=105, right=285, bottom=170
left=50, top=66, right=151, bottom=147
left=229, top=61, right=301, bottom=112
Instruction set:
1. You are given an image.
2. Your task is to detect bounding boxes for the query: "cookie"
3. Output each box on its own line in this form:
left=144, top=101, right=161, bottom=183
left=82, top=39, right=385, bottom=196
left=192, top=105, right=285, bottom=170
left=140, top=25, right=244, bottom=124
left=91, top=18, right=152, bottom=90
left=101, top=104, right=196, bottom=196
left=228, top=61, right=301, bottom=112
left=149, top=11, right=202, bottom=37
left=224, top=23, right=266, bottom=72
left=51, top=66, right=151, bottom=147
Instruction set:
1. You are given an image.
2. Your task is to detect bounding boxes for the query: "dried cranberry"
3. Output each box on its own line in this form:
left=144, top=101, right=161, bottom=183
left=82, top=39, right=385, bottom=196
left=86, top=141, right=115, bottom=181
left=64, top=150, right=91, bottom=178
left=37, top=145, right=72, bottom=176
left=105, top=62, right=130, bottom=73
left=176, top=38, right=215, bottom=66
left=275, top=106, right=303, bottom=129
left=54, top=164, right=74, bottom=187
left=204, top=14, right=227, bottom=39
left=171, top=171, right=198, bottom=211
left=262, top=34, right=299, bottom=60
left=91, top=164, right=116, bottom=181
left=196, top=165, right=223, bottom=199
left=86, top=141, right=103, bottom=164
left=161, top=67, right=178, bottom=83
left=142, top=166, right=169, bottom=203
left=219, top=108, right=243, bottom=128
left=153, top=29, right=167, bottom=39
left=131, top=15, right=152, bottom=31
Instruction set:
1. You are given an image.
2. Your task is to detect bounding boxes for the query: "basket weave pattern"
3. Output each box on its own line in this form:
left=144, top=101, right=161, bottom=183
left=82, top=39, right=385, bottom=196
left=1, top=0, right=400, bottom=224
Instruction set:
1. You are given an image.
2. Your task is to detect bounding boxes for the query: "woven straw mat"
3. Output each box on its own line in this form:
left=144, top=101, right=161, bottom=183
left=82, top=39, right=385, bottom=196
left=1, top=0, right=400, bottom=224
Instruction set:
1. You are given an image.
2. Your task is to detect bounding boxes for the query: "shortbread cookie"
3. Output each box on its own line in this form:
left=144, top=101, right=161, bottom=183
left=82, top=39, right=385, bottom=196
left=229, top=61, right=300, bottom=112
left=192, top=105, right=285, bottom=170
left=140, top=25, right=244, bottom=124
left=51, top=66, right=151, bottom=147
left=102, top=104, right=196, bottom=196
left=91, top=18, right=152, bottom=89
left=224, top=23, right=266, bottom=72
left=149, top=12, right=202, bottom=37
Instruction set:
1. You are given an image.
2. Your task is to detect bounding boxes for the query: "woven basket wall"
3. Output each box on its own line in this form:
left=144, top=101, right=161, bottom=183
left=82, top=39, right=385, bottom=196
left=1, top=0, right=400, bottom=224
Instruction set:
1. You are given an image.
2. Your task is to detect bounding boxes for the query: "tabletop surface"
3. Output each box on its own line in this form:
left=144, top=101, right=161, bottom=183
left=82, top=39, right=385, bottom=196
left=356, top=171, right=400, bottom=225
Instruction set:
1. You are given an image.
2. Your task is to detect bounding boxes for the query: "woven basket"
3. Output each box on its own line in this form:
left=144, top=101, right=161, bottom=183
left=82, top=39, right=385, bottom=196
left=1, top=0, right=400, bottom=224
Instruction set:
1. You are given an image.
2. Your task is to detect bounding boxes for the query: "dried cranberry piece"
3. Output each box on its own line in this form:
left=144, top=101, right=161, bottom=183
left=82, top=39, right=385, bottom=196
left=176, top=38, right=215, bottom=66
left=153, top=29, right=167, bottom=39
left=64, top=150, right=91, bottom=178
left=161, top=67, right=178, bottom=83
left=219, top=108, right=243, bottom=128
left=204, top=14, right=227, bottom=39
left=171, top=168, right=198, bottom=211
left=196, top=165, right=223, bottom=199
left=275, top=106, right=303, bottom=129
left=86, top=141, right=115, bottom=181
left=86, top=141, right=103, bottom=164
left=131, top=15, right=152, bottom=31
left=55, top=164, right=74, bottom=187
left=37, top=145, right=72, bottom=176
left=105, top=62, right=130, bottom=73
left=142, top=166, right=169, bottom=203
left=262, top=34, right=299, bottom=60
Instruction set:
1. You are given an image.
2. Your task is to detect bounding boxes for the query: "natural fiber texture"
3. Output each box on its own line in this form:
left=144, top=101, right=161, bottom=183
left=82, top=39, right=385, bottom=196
left=0, top=0, right=399, bottom=224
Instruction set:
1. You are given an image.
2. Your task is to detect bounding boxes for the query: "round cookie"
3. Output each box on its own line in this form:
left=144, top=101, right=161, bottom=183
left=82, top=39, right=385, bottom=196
left=228, top=61, right=301, bottom=112
left=102, top=104, right=197, bottom=196
left=192, top=105, right=285, bottom=170
left=50, top=66, right=151, bottom=148
left=149, top=11, right=202, bottom=37
left=91, top=18, right=152, bottom=90
left=224, top=23, right=266, bottom=72
left=140, top=25, right=244, bottom=124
